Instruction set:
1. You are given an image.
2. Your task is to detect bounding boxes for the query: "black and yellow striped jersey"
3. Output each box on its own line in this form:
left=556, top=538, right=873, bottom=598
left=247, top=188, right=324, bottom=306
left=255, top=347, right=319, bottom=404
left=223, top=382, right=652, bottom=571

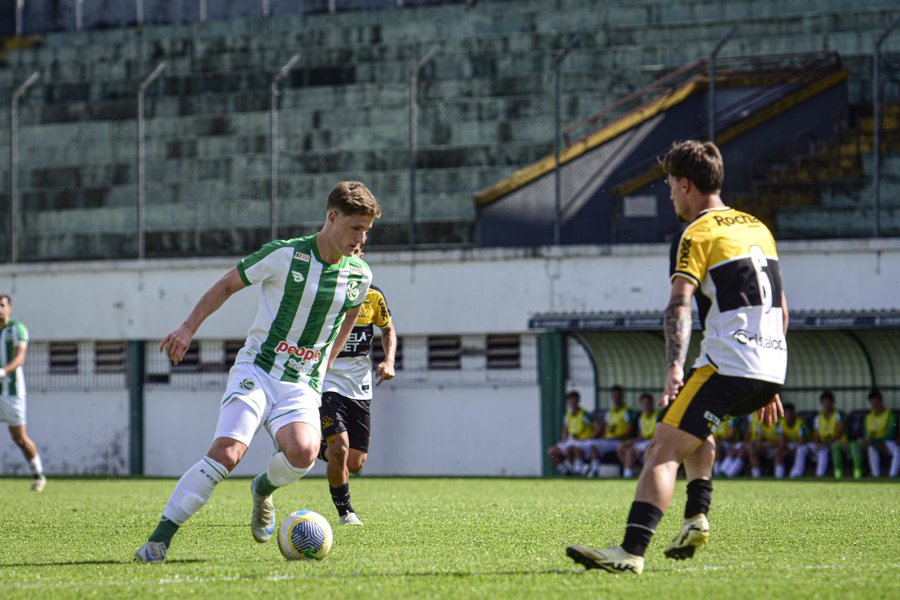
left=323, top=285, right=392, bottom=400
left=669, top=207, right=787, bottom=384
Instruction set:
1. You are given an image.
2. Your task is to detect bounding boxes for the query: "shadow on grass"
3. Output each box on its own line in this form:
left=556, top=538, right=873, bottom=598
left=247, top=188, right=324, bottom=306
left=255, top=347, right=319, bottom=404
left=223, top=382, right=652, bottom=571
left=0, top=558, right=204, bottom=568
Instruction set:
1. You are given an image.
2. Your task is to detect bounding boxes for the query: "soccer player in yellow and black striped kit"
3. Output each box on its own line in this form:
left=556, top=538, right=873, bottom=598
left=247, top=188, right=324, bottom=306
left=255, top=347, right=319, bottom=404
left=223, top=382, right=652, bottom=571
left=568, top=140, right=788, bottom=575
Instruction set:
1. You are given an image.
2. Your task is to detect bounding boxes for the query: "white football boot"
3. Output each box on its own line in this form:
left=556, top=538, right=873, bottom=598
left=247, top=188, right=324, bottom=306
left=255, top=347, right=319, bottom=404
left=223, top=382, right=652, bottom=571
left=664, top=514, right=710, bottom=560
left=250, top=475, right=275, bottom=543
left=566, top=545, right=644, bottom=574
left=134, top=541, right=168, bottom=563
left=339, top=512, right=364, bottom=526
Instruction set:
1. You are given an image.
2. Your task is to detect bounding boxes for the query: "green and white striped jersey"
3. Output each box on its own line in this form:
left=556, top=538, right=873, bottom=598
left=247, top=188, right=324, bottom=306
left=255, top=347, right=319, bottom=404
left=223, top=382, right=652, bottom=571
left=0, top=319, right=28, bottom=397
left=235, top=234, right=372, bottom=392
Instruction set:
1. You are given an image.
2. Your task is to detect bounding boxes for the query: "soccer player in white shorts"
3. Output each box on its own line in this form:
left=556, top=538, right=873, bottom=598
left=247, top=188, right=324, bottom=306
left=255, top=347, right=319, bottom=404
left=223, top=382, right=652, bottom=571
left=135, top=182, right=382, bottom=563
left=0, top=294, right=47, bottom=491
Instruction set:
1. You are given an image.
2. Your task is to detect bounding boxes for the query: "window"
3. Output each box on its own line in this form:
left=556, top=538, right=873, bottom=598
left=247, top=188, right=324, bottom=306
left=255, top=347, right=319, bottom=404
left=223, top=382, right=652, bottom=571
left=224, top=339, right=244, bottom=366
left=49, top=341, right=79, bottom=374
left=487, top=334, right=520, bottom=369
left=428, top=336, right=461, bottom=370
left=371, top=336, right=403, bottom=371
left=95, top=341, right=126, bottom=373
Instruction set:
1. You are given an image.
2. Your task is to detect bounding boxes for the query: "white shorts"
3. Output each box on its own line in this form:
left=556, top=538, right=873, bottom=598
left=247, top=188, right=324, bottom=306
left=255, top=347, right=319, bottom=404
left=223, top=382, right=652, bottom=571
left=0, top=394, right=26, bottom=427
left=214, top=362, right=321, bottom=447
left=589, top=439, right=622, bottom=454
left=632, top=439, right=652, bottom=455
left=557, top=439, right=592, bottom=453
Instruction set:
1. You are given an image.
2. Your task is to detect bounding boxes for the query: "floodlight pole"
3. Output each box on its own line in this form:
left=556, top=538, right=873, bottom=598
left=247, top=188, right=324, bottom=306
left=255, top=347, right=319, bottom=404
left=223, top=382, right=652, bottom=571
left=408, top=45, right=439, bottom=249
left=270, top=54, right=300, bottom=241
left=199, top=0, right=207, bottom=22
left=262, top=0, right=270, bottom=17
left=10, top=71, right=40, bottom=263
left=552, top=33, right=582, bottom=246
left=136, top=0, right=143, bottom=25
left=75, top=0, right=84, bottom=31
left=137, top=62, right=166, bottom=260
left=873, top=15, right=900, bottom=238
left=708, top=26, right=736, bottom=143
left=15, top=0, right=24, bottom=36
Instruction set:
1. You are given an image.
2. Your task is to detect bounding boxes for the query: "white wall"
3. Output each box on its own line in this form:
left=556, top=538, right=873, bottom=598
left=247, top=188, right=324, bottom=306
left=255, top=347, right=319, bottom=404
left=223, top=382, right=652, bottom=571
left=0, top=390, right=129, bottom=475
left=4, top=239, right=898, bottom=341
left=141, top=383, right=541, bottom=477
left=2, top=239, right=898, bottom=477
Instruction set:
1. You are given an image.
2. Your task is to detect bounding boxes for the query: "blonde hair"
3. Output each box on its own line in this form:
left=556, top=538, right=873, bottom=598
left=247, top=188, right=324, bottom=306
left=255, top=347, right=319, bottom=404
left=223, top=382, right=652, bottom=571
left=327, top=181, right=382, bottom=218
left=661, top=140, right=724, bottom=194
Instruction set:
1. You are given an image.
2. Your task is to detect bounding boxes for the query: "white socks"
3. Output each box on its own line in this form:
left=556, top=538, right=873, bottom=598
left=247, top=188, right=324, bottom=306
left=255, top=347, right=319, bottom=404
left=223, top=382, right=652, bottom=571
left=28, top=455, right=44, bottom=477
left=790, top=446, right=808, bottom=478
left=266, top=451, right=313, bottom=487
left=163, top=457, right=228, bottom=525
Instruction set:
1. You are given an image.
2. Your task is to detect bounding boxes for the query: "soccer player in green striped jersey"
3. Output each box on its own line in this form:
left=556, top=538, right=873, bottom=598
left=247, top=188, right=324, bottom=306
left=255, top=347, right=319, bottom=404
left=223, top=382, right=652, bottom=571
left=136, top=182, right=381, bottom=563
left=0, top=294, right=47, bottom=491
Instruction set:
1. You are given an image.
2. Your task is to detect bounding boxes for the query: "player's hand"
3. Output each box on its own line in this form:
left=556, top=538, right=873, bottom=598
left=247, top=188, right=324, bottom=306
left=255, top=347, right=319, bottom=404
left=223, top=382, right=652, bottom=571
left=159, top=325, right=194, bottom=365
left=661, top=364, right=684, bottom=407
left=375, top=361, right=395, bottom=386
left=759, top=393, right=784, bottom=427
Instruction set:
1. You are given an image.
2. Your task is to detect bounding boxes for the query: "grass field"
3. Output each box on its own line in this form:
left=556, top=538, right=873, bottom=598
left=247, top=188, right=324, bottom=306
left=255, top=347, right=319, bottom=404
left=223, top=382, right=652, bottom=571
left=0, top=477, right=897, bottom=598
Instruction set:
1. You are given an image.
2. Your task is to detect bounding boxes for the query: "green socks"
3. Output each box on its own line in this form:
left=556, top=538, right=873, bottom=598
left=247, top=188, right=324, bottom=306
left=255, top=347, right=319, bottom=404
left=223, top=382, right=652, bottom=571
left=254, top=473, right=279, bottom=497
left=148, top=517, right=180, bottom=546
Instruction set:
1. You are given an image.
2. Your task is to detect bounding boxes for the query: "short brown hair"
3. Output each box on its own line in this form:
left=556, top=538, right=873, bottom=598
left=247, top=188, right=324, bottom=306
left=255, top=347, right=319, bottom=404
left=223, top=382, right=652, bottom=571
left=0, top=294, right=10, bottom=304
left=661, top=140, right=724, bottom=194
left=327, top=181, right=382, bottom=218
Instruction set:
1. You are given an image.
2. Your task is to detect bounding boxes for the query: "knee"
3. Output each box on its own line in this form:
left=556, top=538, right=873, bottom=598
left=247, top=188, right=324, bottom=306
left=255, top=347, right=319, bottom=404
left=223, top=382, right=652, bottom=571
left=347, top=452, right=367, bottom=474
left=207, top=441, right=245, bottom=472
left=284, top=441, right=319, bottom=469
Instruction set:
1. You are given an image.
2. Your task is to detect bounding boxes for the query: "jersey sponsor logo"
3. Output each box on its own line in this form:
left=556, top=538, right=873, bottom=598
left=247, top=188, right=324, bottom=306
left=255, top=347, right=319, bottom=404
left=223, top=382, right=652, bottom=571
left=678, top=236, right=692, bottom=270
left=274, top=340, right=323, bottom=365
left=347, top=280, right=360, bottom=301
left=349, top=266, right=364, bottom=276
left=240, top=378, right=255, bottom=391
left=343, top=329, right=369, bottom=353
left=291, top=270, right=305, bottom=283
left=294, top=251, right=311, bottom=262
left=733, top=329, right=787, bottom=351
left=703, top=411, right=722, bottom=430
left=713, top=214, right=760, bottom=227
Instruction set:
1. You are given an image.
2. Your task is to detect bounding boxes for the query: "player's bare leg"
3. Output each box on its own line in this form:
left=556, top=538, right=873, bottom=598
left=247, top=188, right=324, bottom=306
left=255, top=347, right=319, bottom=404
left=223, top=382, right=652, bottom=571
left=9, top=425, right=46, bottom=491
left=251, top=422, right=319, bottom=542
left=665, top=434, right=714, bottom=559
left=326, top=431, right=366, bottom=525
left=568, top=424, right=702, bottom=573
left=136, top=436, right=244, bottom=562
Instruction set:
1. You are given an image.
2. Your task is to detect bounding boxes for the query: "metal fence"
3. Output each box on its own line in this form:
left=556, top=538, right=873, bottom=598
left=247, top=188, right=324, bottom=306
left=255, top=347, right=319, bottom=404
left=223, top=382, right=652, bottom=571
left=21, top=335, right=536, bottom=392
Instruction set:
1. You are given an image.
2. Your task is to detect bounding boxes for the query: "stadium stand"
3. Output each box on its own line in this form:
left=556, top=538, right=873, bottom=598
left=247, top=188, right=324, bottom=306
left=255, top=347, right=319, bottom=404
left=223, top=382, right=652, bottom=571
left=0, top=0, right=898, bottom=260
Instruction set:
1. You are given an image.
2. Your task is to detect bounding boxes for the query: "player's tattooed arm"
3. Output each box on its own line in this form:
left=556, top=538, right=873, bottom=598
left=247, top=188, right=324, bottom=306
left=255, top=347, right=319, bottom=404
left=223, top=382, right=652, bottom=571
left=661, top=277, right=696, bottom=406
left=664, top=290, right=692, bottom=369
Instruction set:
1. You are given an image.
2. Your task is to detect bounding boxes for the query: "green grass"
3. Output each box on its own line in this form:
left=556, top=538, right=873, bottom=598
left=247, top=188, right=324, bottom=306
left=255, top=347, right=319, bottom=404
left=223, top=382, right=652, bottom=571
left=0, top=477, right=897, bottom=598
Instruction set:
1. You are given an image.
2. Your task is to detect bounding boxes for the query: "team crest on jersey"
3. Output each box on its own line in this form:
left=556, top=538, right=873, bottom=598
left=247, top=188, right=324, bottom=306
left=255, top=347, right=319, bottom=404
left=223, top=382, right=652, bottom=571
left=346, top=280, right=360, bottom=301
left=291, top=270, right=305, bottom=283
left=294, top=251, right=311, bottom=262
left=240, top=378, right=255, bottom=391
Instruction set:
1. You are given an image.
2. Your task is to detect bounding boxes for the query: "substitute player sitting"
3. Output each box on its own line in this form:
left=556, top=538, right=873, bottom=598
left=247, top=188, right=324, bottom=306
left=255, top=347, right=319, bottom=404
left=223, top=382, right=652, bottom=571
left=135, top=182, right=381, bottom=562
left=617, top=393, right=658, bottom=478
left=320, top=245, right=396, bottom=525
left=858, top=389, right=899, bottom=478
left=585, top=385, right=633, bottom=478
left=746, top=409, right=780, bottom=478
left=548, top=391, right=594, bottom=475
left=774, top=402, right=808, bottom=479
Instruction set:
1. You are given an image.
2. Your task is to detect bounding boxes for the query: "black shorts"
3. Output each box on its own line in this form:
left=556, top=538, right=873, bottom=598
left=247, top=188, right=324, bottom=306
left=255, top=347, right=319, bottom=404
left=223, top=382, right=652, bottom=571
left=320, top=391, right=372, bottom=453
left=661, top=365, right=782, bottom=440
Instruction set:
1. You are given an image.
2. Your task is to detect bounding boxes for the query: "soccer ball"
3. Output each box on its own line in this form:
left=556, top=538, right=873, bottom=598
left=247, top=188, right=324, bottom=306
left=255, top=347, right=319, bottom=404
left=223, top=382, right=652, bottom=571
left=277, top=509, right=333, bottom=560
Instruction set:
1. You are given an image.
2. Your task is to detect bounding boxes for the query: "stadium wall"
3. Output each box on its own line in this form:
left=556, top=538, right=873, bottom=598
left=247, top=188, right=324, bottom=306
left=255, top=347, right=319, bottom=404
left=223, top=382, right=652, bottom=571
left=0, top=239, right=898, bottom=476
